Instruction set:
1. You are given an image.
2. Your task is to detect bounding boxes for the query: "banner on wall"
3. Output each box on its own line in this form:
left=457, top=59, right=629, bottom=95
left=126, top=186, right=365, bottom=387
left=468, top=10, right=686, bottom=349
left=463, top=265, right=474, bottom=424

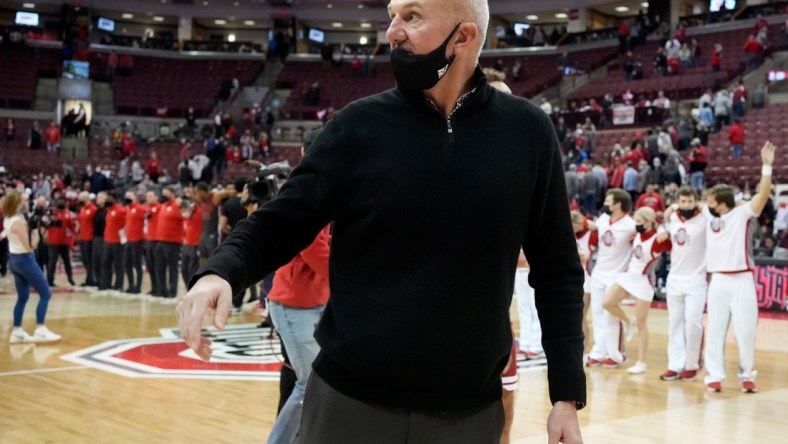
left=755, top=262, right=788, bottom=314
left=612, top=106, right=636, bottom=125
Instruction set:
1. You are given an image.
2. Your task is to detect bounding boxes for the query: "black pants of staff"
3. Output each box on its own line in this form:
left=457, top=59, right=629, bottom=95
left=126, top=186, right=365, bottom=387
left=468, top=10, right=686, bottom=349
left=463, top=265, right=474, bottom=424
left=35, top=240, right=48, bottom=272
left=0, top=238, right=8, bottom=276
left=79, top=239, right=96, bottom=285
left=124, top=241, right=144, bottom=293
left=47, top=244, right=74, bottom=286
left=180, top=245, right=199, bottom=290
left=146, top=241, right=161, bottom=296
left=295, top=373, right=504, bottom=444
left=91, top=236, right=104, bottom=288
left=154, top=241, right=180, bottom=298
left=101, top=242, right=124, bottom=290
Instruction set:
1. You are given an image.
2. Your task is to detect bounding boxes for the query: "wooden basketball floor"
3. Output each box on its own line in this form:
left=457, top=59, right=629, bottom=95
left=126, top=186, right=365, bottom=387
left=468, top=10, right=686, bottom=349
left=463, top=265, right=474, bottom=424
left=1, top=272, right=788, bottom=444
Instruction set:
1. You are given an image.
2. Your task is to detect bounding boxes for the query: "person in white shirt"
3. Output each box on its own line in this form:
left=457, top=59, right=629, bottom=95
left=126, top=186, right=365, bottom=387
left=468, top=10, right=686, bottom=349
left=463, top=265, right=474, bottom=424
left=603, top=207, right=671, bottom=373
left=586, top=189, right=637, bottom=367
left=514, top=252, right=542, bottom=359
left=658, top=186, right=707, bottom=381
left=571, top=211, right=594, bottom=353
left=3, top=189, right=61, bottom=344
left=703, top=141, right=776, bottom=394
left=652, top=91, right=671, bottom=110
left=540, top=97, right=553, bottom=115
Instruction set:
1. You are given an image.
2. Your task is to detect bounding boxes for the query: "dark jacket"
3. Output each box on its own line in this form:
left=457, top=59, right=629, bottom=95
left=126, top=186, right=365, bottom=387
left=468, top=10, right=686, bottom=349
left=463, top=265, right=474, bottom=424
left=191, top=68, right=586, bottom=411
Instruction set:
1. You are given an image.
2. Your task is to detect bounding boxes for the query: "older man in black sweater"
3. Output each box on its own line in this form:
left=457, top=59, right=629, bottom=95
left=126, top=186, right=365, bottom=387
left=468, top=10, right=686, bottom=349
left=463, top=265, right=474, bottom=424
left=177, top=1, right=585, bottom=442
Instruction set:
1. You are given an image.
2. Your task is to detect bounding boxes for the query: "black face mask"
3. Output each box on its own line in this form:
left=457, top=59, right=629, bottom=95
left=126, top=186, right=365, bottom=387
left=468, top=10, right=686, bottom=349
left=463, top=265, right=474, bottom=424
left=603, top=206, right=612, bottom=216
left=56, top=203, right=66, bottom=210
left=105, top=200, right=115, bottom=207
left=678, top=208, right=696, bottom=219
left=635, top=224, right=646, bottom=234
left=159, top=195, right=170, bottom=204
left=124, top=198, right=133, bottom=206
left=390, top=23, right=461, bottom=92
left=708, top=207, right=720, bottom=218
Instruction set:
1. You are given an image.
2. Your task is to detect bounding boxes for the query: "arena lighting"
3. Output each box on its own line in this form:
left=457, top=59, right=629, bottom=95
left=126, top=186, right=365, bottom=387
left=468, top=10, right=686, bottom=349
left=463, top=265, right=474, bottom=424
left=244, top=20, right=255, bottom=25
left=327, top=4, right=333, bottom=8
left=228, top=34, right=236, bottom=42
left=526, top=15, right=538, bottom=20
left=215, top=19, right=226, bottom=25
left=358, top=3, right=364, bottom=8
left=332, top=22, right=343, bottom=27
left=360, top=22, right=371, bottom=28
left=153, top=16, right=164, bottom=22
left=122, top=13, right=133, bottom=19
left=22, top=3, right=35, bottom=8
left=555, top=12, right=568, bottom=19
left=641, top=1, right=649, bottom=7
left=359, top=36, right=368, bottom=44
left=615, top=6, right=630, bottom=12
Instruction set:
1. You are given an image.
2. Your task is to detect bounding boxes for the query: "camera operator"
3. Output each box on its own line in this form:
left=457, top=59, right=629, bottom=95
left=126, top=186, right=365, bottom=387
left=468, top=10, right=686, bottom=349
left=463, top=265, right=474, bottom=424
left=45, top=196, right=76, bottom=287
left=29, top=196, right=50, bottom=273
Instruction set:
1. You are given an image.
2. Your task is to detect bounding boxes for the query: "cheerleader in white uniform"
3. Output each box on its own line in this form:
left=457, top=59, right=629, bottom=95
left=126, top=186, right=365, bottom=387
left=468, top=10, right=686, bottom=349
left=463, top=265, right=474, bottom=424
left=571, top=211, right=594, bottom=353
left=603, top=207, right=671, bottom=374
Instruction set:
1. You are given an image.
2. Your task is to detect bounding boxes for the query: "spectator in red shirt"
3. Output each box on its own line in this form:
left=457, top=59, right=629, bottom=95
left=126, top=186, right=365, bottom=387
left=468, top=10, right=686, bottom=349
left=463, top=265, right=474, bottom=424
left=146, top=151, right=161, bottom=182
left=618, top=21, right=630, bottom=55
left=44, top=121, right=61, bottom=153
left=101, top=194, right=126, bottom=292
left=635, top=184, right=666, bottom=212
left=732, top=80, right=748, bottom=120
left=728, top=118, right=745, bottom=160
left=122, top=135, right=136, bottom=158
left=259, top=132, right=270, bottom=158
left=76, top=191, right=98, bottom=286
left=123, top=191, right=146, bottom=294
left=609, top=158, right=626, bottom=189
left=154, top=186, right=184, bottom=298
left=711, top=43, right=723, bottom=72
left=45, top=197, right=76, bottom=287
left=688, top=138, right=708, bottom=192
left=743, top=34, right=763, bottom=72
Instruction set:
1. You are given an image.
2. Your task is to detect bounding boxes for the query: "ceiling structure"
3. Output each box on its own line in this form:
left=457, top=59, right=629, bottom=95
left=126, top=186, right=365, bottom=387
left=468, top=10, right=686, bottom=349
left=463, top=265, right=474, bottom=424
left=2, top=0, right=652, bottom=29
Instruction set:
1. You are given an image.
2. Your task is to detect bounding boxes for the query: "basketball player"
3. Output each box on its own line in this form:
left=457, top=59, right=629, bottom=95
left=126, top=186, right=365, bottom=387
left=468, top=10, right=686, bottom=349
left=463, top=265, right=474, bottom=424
left=603, top=207, right=670, bottom=374
left=657, top=186, right=707, bottom=381
left=587, top=189, right=636, bottom=367
left=571, top=211, right=593, bottom=353
left=703, top=141, right=776, bottom=393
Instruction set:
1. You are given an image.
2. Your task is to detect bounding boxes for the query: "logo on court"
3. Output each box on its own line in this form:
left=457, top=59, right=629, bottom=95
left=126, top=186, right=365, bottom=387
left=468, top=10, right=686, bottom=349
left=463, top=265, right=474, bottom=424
left=674, top=228, right=689, bottom=246
left=61, top=324, right=285, bottom=380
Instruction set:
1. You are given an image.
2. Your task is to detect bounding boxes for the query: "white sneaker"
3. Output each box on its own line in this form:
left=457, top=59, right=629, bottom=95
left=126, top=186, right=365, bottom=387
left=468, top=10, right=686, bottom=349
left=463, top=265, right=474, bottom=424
left=10, top=328, right=35, bottom=344
left=33, top=326, right=61, bottom=343
left=627, top=361, right=648, bottom=375
left=624, top=320, right=637, bottom=342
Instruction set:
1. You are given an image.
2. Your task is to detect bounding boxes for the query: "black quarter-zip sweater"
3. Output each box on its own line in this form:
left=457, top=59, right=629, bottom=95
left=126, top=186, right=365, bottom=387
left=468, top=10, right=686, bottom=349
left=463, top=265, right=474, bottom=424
left=191, top=68, right=586, bottom=411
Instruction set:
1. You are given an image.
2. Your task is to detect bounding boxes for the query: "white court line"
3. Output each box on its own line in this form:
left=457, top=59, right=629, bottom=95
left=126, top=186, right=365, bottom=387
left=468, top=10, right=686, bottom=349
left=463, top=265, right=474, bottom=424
left=0, top=365, right=88, bottom=377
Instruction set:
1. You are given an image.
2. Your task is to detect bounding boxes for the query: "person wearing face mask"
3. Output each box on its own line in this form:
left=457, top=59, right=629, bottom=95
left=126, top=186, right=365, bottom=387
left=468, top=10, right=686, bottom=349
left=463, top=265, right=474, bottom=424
left=45, top=197, right=76, bottom=287
left=181, top=198, right=201, bottom=291
left=76, top=192, right=97, bottom=286
left=123, top=192, right=146, bottom=294
left=587, top=189, right=636, bottom=369
left=144, top=191, right=163, bottom=297
left=602, top=207, right=671, bottom=375
left=155, top=186, right=184, bottom=299
left=178, top=1, right=586, bottom=442
left=657, top=186, right=707, bottom=382
left=101, top=194, right=126, bottom=293
left=702, top=141, right=776, bottom=394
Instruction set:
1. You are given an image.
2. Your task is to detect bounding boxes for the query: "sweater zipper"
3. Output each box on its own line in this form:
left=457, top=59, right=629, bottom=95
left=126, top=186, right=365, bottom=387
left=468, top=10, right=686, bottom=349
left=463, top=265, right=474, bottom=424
left=428, top=88, right=476, bottom=167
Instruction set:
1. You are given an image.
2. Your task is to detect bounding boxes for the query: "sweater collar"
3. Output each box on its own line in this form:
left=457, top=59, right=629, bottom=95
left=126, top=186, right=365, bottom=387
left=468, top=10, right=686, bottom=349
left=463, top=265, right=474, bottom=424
left=398, top=65, right=492, bottom=120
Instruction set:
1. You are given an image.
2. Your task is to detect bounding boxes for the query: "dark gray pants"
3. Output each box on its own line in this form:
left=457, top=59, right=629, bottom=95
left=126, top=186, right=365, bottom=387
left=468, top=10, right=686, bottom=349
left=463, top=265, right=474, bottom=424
left=101, top=242, right=124, bottom=290
left=180, top=245, right=199, bottom=289
left=146, top=241, right=160, bottom=295
left=91, top=237, right=104, bottom=287
left=296, top=373, right=504, bottom=444
left=124, top=241, right=144, bottom=293
left=155, top=241, right=180, bottom=297
left=79, top=240, right=95, bottom=285
left=47, top=244, right=73, bottom=285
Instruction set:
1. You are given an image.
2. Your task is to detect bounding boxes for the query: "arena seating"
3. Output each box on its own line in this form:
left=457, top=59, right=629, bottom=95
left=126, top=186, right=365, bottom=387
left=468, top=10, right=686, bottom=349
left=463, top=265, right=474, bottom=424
left=0, top=45, right=61, bottom=109
left=569, top=25, right=784, bottom=104
left=110, top=56, right=263, bottom=118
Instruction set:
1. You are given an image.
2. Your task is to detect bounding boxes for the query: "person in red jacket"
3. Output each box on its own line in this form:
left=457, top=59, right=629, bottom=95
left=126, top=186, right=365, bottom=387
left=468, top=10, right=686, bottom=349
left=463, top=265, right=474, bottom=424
left=123, top=191, right=146, bottom=294
left=146, top=151, right=161, bottom=183
left=154, top=186, right=184, bottom=298
left=45, top=197, right=76, bottom=287
left=44, top=121, right=61, bottom=153
left=618, top=21, right=630, bottom=55
left=728, top=118, right=745, bottom=160
left=635, top=184, right=666, bottom=213
left=101, top=194, right=126, bottom=292
left=181, top=198, right=202, bottom=289
left=743, top=34, right=763, bottom=72
left=711, top=43, right=723, bottom=72
left=266, top=224, right=331, bottom=443
left=145, top=191, right=163, bottom=297
left=76, top=191, right=98, bottom=286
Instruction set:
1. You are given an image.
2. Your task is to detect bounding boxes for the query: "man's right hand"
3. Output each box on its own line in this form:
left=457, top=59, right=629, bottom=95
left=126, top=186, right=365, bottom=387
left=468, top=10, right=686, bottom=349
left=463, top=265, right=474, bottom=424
left=176, top=274, right=233, bottom=362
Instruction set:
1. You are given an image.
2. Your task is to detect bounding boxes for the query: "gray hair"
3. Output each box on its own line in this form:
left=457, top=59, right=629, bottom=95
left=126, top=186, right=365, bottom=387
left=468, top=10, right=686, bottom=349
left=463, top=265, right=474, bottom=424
left=454, top=0, right=489, bottom=59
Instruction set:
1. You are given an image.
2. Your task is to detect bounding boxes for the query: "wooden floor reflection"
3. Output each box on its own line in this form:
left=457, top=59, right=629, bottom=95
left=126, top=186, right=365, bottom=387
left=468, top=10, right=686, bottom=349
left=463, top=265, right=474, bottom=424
left=1, top=274, right=787, bottom=444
